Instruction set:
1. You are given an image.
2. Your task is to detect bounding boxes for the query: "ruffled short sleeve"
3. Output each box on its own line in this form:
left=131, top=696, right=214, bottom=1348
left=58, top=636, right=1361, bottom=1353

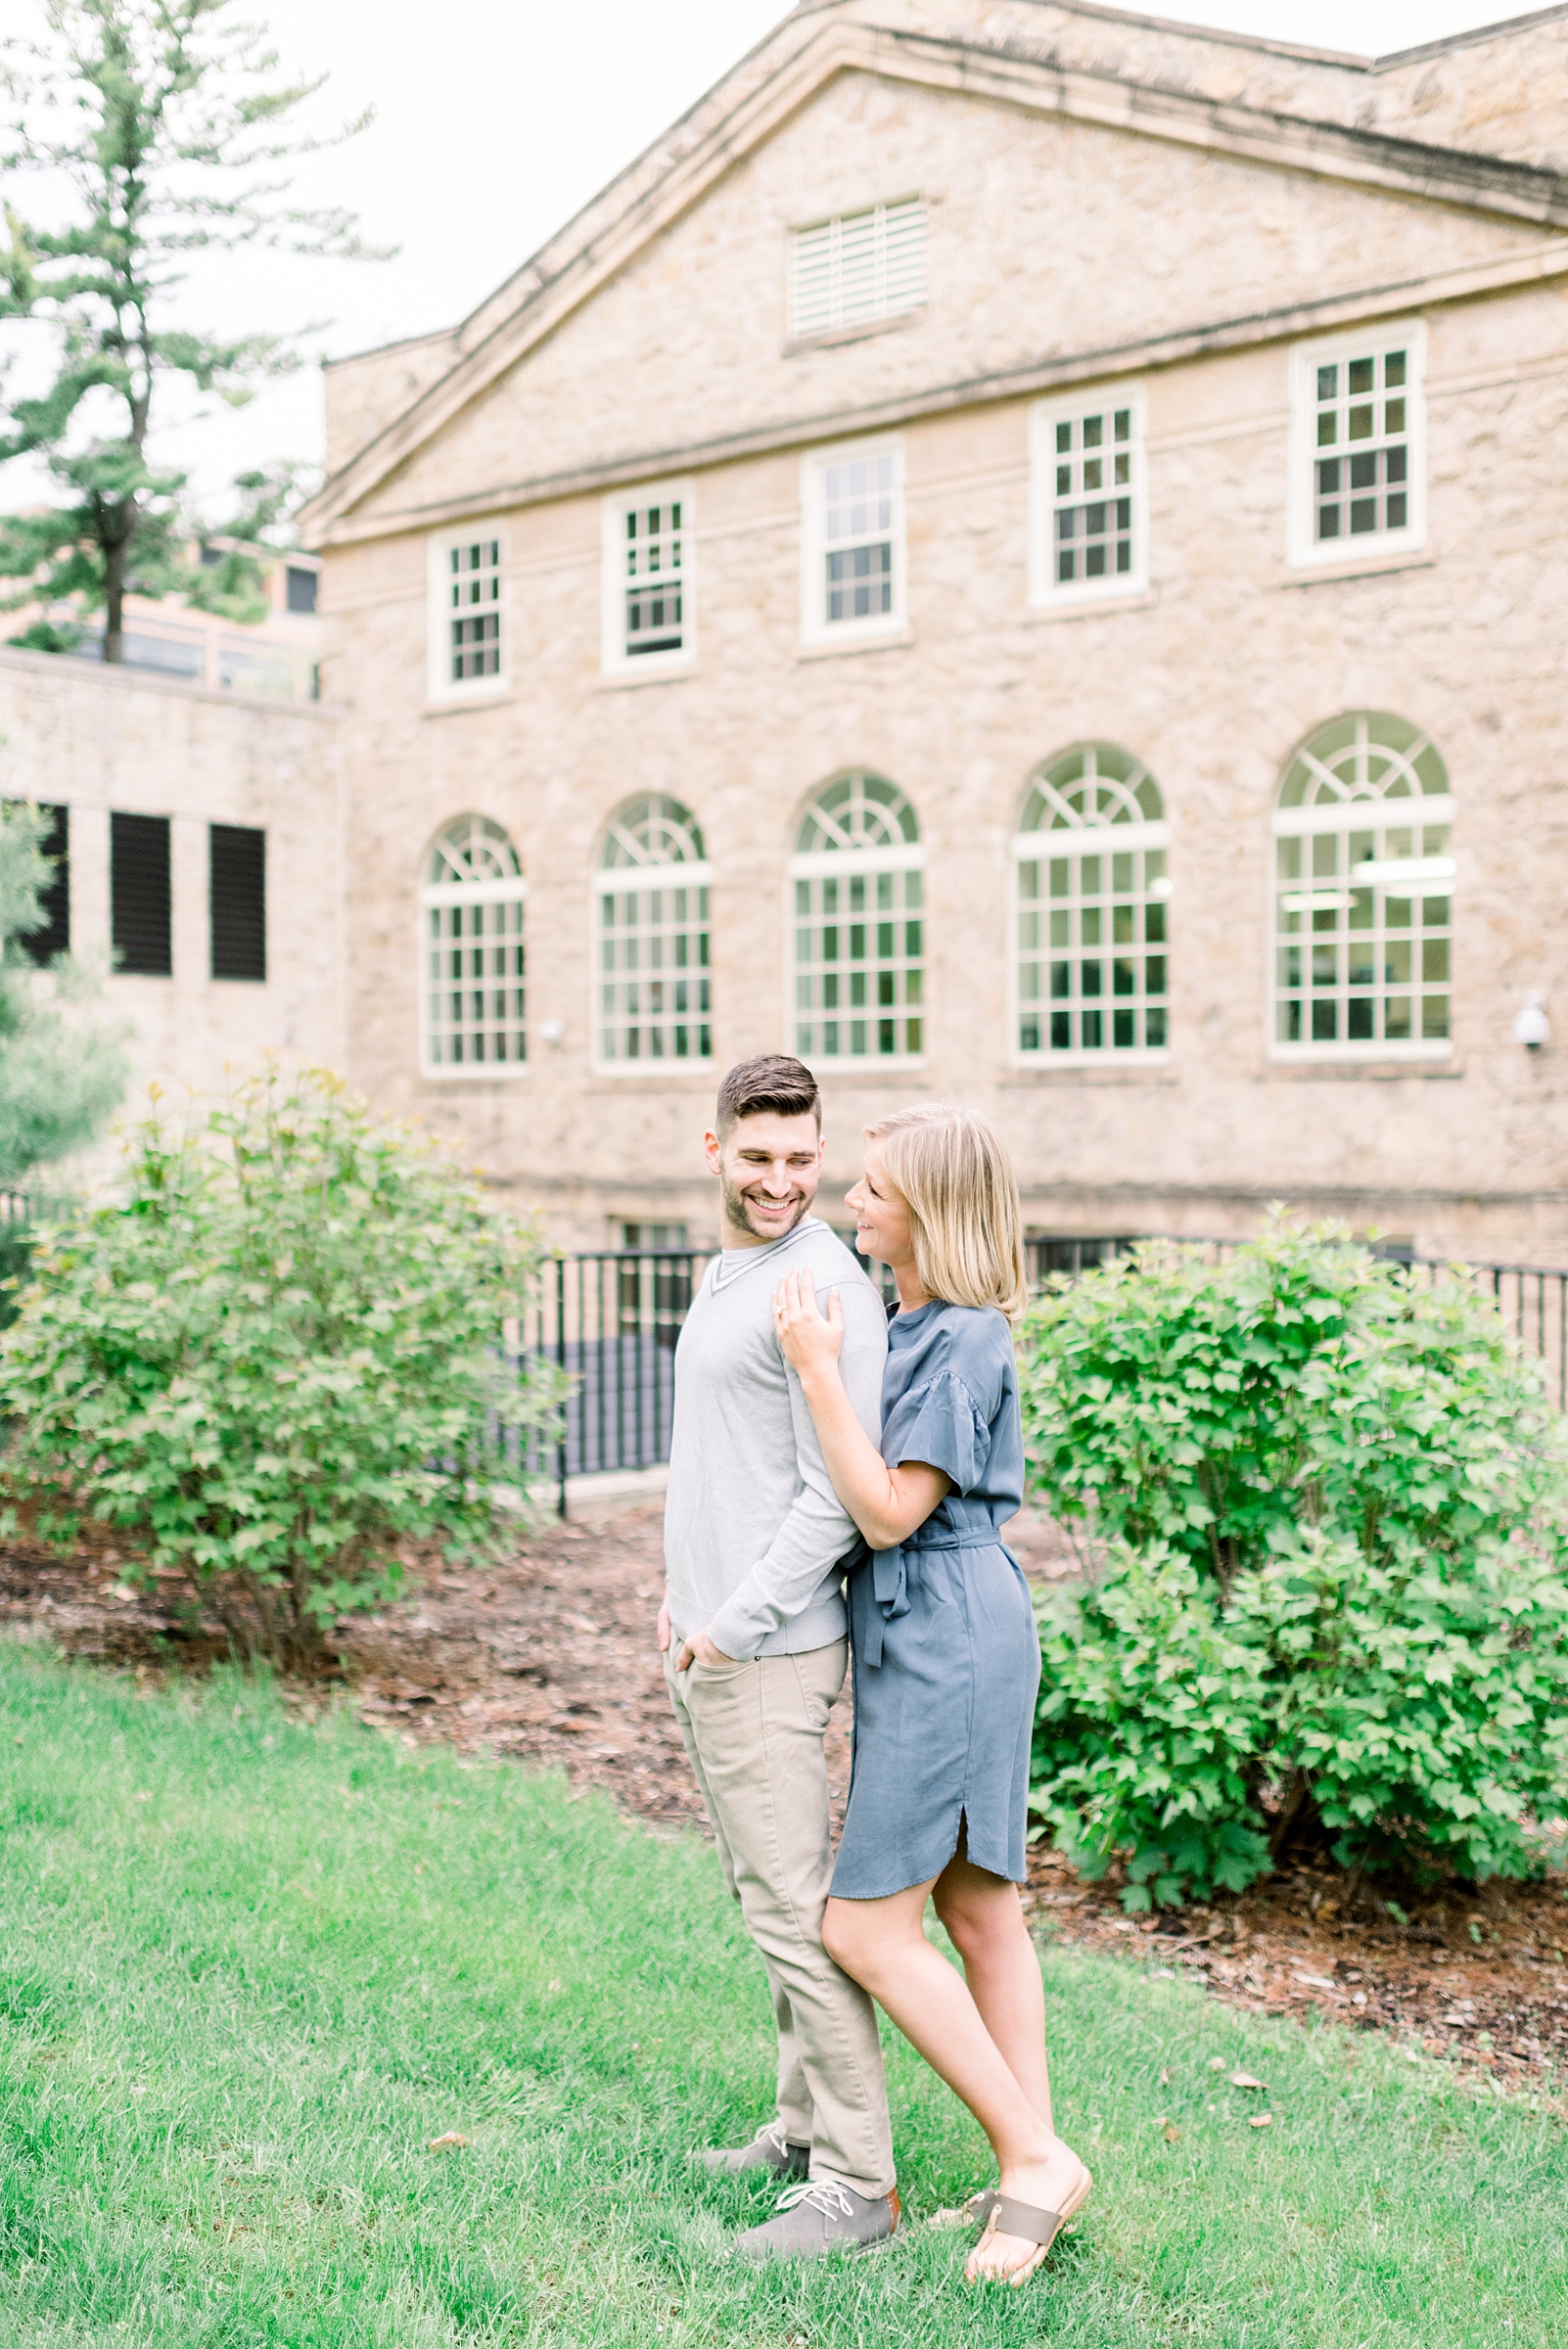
left=880, top=1371, right=990, bottom=1495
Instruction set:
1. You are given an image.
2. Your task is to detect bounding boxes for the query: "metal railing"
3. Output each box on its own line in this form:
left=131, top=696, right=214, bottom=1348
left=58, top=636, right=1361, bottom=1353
left=1411, top=1257, right=1568, bottom=1414
left=519, top=1250, right=714, bottom=1512
left=524, top=1234, right=1568, bottom=1514
left=1017, top=1236, right=1568, bottom=1414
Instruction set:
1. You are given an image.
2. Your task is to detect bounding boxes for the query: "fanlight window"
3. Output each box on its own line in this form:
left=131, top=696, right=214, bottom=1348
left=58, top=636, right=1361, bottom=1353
left=792, top=773, right=924, bottom=1062
left=1016, top=746, right=1169, bottom=1056
left=421, top=814, right=526, bottom=1072
left=597, top=796, right=712, bottom=1064
left=1273, top=714, right=1452, bottom=1054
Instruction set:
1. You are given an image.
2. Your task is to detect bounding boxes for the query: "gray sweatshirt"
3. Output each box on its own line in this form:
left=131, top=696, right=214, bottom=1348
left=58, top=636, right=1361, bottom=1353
left=664, top=1217, right=889, bottom=1660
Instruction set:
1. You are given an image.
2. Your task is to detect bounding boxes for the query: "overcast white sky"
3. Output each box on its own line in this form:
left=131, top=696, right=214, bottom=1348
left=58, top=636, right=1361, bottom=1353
left=0, top=0, right=1540, bottom=512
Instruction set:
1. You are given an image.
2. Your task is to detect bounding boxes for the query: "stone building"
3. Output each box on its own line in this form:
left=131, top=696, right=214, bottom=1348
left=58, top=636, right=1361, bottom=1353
left=0, top=627, right=342, bottom=1137
left=301, top=0, right=1568, bottom=1262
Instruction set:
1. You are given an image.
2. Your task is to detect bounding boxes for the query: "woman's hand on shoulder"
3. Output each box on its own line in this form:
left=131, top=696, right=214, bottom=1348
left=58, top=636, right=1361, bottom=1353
left=772, top=1267, right=844, bottom=1380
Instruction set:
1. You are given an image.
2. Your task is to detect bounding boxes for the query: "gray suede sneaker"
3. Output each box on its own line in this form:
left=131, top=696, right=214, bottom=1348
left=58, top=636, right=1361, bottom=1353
left=696, top=2121, right=809, bottom=2180
left=732, top=2177, right=900, bottom=2262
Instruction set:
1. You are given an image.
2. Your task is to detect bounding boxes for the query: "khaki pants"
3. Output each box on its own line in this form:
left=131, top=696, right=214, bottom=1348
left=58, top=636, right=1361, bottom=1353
left=665, top=1640, right=895, bottom=2199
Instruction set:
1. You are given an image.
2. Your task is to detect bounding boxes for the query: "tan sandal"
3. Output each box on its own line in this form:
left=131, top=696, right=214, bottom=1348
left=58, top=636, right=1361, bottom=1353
left=970, top=2164, right=1092, bottom=2283
left=925, top=2187, right=998, bottom=2233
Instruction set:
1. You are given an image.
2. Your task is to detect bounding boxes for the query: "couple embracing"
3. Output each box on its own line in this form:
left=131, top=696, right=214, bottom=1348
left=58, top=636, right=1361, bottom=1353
left=657, top=1054, right=1088, bottom=2287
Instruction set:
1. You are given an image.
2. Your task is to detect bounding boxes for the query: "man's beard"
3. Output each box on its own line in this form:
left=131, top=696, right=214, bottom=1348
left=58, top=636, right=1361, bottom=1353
left=720, top=1175, right=811, bottom=1243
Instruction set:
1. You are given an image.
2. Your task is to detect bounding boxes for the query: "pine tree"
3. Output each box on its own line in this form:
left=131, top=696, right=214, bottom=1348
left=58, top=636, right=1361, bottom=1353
left=0, top=0, right=384, bottom=661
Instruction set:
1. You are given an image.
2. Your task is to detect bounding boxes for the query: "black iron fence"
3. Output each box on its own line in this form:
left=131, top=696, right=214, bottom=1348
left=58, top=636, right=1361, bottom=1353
left=524, top=1234, right=1568, bottom=1514
left=1413, top=1258, right=1568, bottom=1415
left=518, top=1250, right=712, bottom=1505
left=1015, top=1236, right=1568, bottom=1416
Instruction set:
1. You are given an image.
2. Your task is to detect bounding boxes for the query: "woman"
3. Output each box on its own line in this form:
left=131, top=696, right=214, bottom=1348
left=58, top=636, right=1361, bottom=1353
left=771, top=1103, right=1089, bottom=2288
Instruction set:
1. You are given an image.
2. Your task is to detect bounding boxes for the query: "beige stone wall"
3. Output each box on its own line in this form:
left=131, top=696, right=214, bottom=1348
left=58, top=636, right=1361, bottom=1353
left=322, top=330, right=459, bottom=479
left=0, top=648, right=345, bottom=1170
left=344, top=67, right=1548, bottom=536
left=310, top=4, right=1568, bottom=1266
left=321, top=262, right=1568, bottom=1262
left=313, top=0, right=1568, bottom=499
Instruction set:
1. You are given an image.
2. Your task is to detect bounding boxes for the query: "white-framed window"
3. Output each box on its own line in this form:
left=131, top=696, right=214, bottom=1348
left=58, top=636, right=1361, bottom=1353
left=595, top=796, right=713, bottom=1067
left=791, top=773, right=924, bottom=1063
left=789, top=198, right=926, bottom=342
left=1015, top=746, right=1169, bottom=1059
left=1271, top=714, right=1453, bottom=1059
left=800, top=438, right=906, bottom=646
left=1029, top=387, right=1148, bottom=607
left=600, top=481, right=693, bottom=674
left=1287, top=322, right=1426, bottom=569
left=420, top=814, right=526, bottom=1074
left=427, top=528, right=505, bottom=701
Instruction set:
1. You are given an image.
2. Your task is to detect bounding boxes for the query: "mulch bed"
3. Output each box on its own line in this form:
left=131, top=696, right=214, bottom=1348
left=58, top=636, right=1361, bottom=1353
left=6, top=1501, right=1568, bottom=2096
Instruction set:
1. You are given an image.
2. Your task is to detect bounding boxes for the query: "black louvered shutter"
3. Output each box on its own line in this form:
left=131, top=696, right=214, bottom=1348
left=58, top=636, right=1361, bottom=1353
left=209, top=824, right=266, bottom=982
left=111, top=812, right=172, bottom=976
left=19, top=804, right=69, bottom=966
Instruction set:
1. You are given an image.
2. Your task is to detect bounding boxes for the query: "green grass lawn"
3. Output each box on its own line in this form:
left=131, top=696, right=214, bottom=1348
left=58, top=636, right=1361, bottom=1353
left=0, top=1640, right=1564, bottom=2348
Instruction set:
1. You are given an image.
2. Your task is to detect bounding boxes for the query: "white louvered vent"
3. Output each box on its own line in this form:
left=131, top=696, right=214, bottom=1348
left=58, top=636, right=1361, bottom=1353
left=789, top=198, right=927, bottom=340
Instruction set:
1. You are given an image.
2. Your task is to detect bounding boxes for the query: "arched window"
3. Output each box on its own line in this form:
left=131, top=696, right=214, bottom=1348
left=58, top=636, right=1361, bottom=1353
left=791, top=772, right=924, bottom=1062
left=421, top=814, right=526, bottom=1072
left=1273, top=714, right=1453, bottom=1054
left=1015, top=746, right=1168, bottom=1056
left=596, top=796, right=712, bottom=1063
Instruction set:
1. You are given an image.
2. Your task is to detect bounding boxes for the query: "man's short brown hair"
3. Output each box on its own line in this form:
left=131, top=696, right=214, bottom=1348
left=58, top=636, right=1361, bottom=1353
left=715, top=1053, right=821, bottom=1140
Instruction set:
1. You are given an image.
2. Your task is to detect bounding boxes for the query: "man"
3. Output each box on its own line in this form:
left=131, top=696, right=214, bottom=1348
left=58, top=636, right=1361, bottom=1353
left=658, top=1052, right=898, bottom=2259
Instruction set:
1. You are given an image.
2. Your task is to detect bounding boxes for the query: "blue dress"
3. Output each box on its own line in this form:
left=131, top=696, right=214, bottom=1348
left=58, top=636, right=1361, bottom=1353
left=831, top=1301, right=1039, bottom=1900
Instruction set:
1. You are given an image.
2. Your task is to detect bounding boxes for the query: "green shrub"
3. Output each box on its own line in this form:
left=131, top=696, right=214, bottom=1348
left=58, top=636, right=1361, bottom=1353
left=1021, top=1221, right=1568, bottom=1907
left=0, top=1071, right=560, bottom=1665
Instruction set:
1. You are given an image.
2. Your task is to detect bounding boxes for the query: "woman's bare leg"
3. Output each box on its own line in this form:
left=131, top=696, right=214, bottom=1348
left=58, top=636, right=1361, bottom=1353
left=932, top=1855, right=1052, bottom=2127
left=823, top=1884, right=1086, bottom=2285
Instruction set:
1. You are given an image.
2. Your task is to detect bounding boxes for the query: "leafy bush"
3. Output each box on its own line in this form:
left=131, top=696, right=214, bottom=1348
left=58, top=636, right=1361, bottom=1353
left=1021, top=1221, right=1568, bottom=1907
left=0, top=801, right=127, bottom=1184
left=0, top=1072, right=560, bottom=1665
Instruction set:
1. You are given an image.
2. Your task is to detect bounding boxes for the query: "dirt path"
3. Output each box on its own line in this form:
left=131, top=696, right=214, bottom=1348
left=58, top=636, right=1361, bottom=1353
left=6, top=1502, right=1568, bottom=2096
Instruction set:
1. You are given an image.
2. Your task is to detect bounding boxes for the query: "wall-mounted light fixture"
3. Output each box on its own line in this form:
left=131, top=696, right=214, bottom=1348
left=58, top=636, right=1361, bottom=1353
left=1512, top=990, right=1549, bottom=1051
left=537, top=1018, right=565, bottom=1047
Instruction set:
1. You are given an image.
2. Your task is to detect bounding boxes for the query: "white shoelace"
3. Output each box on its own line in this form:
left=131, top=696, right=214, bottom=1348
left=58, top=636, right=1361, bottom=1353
left=774, top=2178, right=856, bottom=2220
left=760, top=2122, right=792, bottom=2159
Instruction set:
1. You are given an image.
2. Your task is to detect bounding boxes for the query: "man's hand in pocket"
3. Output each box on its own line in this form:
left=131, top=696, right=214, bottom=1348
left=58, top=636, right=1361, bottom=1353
left=674, top=1627, right=737, bottom=1672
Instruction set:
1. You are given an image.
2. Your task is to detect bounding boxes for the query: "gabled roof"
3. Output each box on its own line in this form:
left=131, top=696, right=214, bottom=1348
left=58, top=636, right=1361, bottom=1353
left=864, top=1, right=1568, bottom=76
left=301, top=3, right=1568, bottom=546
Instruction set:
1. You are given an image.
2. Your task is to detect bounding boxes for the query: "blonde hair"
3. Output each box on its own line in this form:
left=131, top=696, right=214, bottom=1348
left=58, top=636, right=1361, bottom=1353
left=863, top=1104, right=1028, bottom=1321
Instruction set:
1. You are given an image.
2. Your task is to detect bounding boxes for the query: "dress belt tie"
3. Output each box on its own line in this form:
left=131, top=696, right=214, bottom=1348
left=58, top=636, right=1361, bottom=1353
left=855, top=1530, right=1016, bottom=1668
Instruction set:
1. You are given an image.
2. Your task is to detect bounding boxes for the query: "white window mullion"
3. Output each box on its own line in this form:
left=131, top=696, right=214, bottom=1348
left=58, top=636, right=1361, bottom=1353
left=1014, top=747, right=1169, bottom=1059
left=595, top=797, right=713, bottom=1067
left=427, top=528, right=506, bottom=705
left=801, top=437, right=906, bottom=646
left=1270, top=714, right=1451, bottom=1055
left=420, top=814, right=526, bottom=1075
left=601, top=480, right=695, bottom=676
left=1030, top=388, right=1147, bottom=609
left=790, top=773, right=924, bottom=1064
left=1287, top=323, right=1426, bottom=570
